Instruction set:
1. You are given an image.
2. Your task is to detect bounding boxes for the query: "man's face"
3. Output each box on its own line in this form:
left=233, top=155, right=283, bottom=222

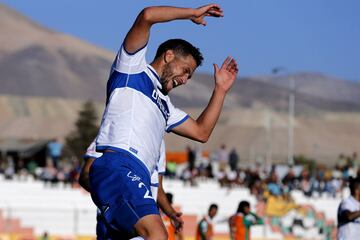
left=160, top=54, right=197, bottom=94
left=243, top=206, right=250, bottom=215
left=209, top=207, right=218, bottom=219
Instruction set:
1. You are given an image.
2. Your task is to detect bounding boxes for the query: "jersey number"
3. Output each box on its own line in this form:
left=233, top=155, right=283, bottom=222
left=138, top=182, right=153, bottom=199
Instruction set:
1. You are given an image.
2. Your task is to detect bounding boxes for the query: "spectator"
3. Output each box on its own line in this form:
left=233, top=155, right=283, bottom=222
left=229, top=148, right=239, bottom=171
left=217, top=144, right=229, bottom=172
left=4, top=156, right=15, bottom=180
left=47, top=139, right=63, bottom=168
left=186, top=145, right=197, bottom=185
left=187, top=146, right=196, bottom=171
left=337, top=176, right=360, bottom=240
left=41, top=159, right=57, bottom=187
left=282, top=168, right=296, bottom=191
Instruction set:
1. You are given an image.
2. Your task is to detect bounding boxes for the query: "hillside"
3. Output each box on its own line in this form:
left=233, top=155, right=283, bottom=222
left=0, top=4, right=359, bottom=164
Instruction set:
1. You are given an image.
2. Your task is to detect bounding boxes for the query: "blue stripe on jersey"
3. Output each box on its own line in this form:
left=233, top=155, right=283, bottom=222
left=96, top=145, right=151, bottom=176
left=151, top=183, right=159, bottom=187
left=106, top=70, right=170, bottom=121
left=166, top=115, right=190, bottom=132
left=122, top=43, right=147, bottom=56
left=147, top=66, right=160, bottom=82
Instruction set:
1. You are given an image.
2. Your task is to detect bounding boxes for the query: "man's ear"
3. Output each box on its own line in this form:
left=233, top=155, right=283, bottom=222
left=164, top=50, right=175, bottom=63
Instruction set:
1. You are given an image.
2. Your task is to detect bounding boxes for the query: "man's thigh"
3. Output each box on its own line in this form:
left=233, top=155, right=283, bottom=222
left=134, top=214, right=168, bottom=239
left=97, top=211, right=137, bottom=240
left=90, top=153, right=159, bottom=233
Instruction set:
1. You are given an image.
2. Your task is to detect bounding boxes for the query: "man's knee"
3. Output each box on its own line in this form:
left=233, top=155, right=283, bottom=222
left=134, top=214, right=168, bottom=240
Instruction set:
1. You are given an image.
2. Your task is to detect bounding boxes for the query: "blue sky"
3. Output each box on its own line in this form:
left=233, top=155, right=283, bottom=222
left=2, top=0, right=360, bottom=82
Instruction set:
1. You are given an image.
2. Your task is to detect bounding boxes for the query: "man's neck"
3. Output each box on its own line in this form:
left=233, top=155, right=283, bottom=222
left=150, top=61, right=162, bottom=77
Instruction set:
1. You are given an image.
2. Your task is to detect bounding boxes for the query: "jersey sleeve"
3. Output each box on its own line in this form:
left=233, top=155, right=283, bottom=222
left=157, top=139, right=166, bottom=175
left=84, top=140, right=103, bottom=159
left=165, top=100, right=189, bottom=132
left=112, top=43, right=148, bottom=74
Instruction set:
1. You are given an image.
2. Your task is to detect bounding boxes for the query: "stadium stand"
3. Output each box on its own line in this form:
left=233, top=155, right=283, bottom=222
left=0, top=171, right=344, bottom=239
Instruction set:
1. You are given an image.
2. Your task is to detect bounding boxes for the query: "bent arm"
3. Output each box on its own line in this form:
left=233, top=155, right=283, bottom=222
left=157, top=175, right=177, bottom=215
left=172, top=57, right=238, bottom=143
left=124, top=4, right=223, bottom=53
left=172, top=88, right=226, bottom=143
left=157, top=175, right=184, bottom=232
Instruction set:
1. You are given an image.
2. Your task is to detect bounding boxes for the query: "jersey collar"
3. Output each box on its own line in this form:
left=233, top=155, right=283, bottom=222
left=147, top=65, right=162, bottom=89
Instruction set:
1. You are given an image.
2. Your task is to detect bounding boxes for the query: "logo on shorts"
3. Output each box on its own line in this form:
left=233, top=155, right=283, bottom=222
left=127, top=171, right=141, bottom=181
left=126, top=171, right=154, bottom=200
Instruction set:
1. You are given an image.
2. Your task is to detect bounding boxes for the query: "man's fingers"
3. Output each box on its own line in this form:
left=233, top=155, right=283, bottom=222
left=213, top=63, right=220, bottom=73
left=221, top=56, right=232, bottom=69
left=228, top=59, right=239, bottom=74
left=198, top=4, right=223, bottom=17
left=227, top=59, right=237, bottom=70
left=205, top=4, right=222, bottom=11
left=226, top=59, right=234, bottom=70
left=207, top=6, right=224, bottom=17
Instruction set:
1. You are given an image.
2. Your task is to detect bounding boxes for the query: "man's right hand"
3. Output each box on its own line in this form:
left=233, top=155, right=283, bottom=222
left=169, top=211, right=184, bottom=233
left=191, top=4, right=223, bottom=26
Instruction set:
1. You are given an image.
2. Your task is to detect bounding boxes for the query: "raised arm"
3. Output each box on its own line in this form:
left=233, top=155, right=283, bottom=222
left=172, top=57, right=238, bottom=142
left=124, top=4, right=223, bottom=53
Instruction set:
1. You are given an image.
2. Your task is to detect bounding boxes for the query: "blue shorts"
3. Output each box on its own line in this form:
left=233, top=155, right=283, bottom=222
left=90, top=151, right=159, bottom=234
left=96, top=211, right=136, bottom=240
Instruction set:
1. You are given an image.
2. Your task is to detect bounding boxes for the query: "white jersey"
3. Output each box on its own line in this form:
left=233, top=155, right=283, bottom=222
left=150, top=140, right=166, bottom=200
left=337, top=196, right=360, bottom=240
left=95, top=45, right=188, bottom=175
left=85, top=139, right=166, bottom=200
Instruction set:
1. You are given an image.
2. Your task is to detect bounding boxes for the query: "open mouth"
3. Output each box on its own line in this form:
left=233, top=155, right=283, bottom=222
left=173, top=79, right=179, bottom=88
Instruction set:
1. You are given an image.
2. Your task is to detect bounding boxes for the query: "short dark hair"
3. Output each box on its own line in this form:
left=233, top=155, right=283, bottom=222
left=155, top=39, right=203, bottom=67
left=237, top=201, right=250, bottom=214
left=349, top=177, right=360, bottom=195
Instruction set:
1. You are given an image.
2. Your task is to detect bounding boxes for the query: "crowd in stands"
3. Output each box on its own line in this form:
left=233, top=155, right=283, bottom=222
left=174, top=145, right=359, bottom=200
left=167, top=145, right=359, bottom=239
left=0, top=140, right=80, bottom=187
left=0, top=141, right=358, bottom=239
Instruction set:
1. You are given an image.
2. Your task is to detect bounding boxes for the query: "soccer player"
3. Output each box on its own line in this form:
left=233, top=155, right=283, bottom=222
left=229, top=201, right=264, bottom=240
left=89, top=3, right=238, bottom=240
left=196, top=204, right=218, bottom=240
left=337, top=177, right=360, bottom=240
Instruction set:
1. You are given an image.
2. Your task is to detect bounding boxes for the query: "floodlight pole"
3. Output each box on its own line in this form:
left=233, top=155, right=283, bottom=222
left=288, top=77, right=295, bottom=166
left=272, top=67, right=295, bottom=166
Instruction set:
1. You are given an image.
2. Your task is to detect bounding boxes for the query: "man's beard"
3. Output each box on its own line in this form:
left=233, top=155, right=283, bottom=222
left=160, top=63, right=174, bottom=94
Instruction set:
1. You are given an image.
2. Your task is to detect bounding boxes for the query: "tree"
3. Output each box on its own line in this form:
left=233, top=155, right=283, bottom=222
left=65, top=101, right=99, bottom=162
